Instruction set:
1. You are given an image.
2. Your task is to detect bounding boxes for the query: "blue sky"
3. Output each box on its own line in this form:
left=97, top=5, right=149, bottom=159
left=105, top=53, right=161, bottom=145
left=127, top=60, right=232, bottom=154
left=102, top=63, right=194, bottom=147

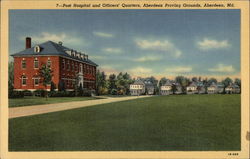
left=9, top=9, right=240, bottom=80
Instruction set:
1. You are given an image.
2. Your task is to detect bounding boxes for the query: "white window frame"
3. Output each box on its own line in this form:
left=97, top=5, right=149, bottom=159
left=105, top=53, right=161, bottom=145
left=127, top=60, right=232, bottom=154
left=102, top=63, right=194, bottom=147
left=22, top=60, right=26, bottom=69
left=22, top=76, right=27, bottom=86
left=34, top=59, right=39, bottom=69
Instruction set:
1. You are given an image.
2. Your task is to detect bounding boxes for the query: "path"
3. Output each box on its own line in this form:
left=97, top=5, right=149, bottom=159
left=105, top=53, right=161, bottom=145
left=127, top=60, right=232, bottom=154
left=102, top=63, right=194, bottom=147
left=9, top=96, right=150, bottom=119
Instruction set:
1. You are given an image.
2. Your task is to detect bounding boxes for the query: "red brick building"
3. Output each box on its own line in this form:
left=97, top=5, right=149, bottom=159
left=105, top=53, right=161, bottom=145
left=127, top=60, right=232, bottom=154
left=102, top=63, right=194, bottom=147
left=12, top=37, right=98, bottom=91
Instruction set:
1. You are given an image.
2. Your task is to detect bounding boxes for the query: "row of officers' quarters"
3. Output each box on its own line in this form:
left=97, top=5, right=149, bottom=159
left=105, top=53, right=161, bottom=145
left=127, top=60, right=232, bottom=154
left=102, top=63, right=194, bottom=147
left=129, top=79, right=241, bottom=96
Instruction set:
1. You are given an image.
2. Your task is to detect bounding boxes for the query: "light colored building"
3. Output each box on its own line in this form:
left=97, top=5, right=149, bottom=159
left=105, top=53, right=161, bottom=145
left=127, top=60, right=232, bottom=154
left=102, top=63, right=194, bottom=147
left=225, top=83, right=240, bottom=94
left=197, top=82, right=206, bottom=94
left=129, top=79, right=145, bottom=96
left=173, top=82, right=182, bottom=94
left=160, top=80, right=172, bottom=95
left=145, top=81, right=155, bottom=95
left=186, top=82, right=198, bottom=94
left=207, top=82, right=218, bottom=94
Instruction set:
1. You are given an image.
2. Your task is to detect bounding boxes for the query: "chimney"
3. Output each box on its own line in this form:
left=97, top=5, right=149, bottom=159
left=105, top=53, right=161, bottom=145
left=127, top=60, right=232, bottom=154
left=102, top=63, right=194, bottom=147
left=25, top=37, right=31, bottom=49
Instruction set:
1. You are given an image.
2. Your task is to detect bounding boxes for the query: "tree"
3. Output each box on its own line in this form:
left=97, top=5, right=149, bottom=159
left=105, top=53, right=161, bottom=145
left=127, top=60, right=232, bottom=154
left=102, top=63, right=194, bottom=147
left=39, top=64, right=53, bottom=100
left=208, top=78, right=217, bottom=85
left=234, top=78, right=241, bottom=93
left=191, top=77, right=198, bottom=83
left=96, top=70, right=108, bottom=95
left=8, top=62, right=14, bottom=95
left=175, top=76, right=189, bottom=94
left=222, top=77, right=233, bottom=93
left=159, top=77, right=168, bottom=87
left=171, top=83, right=177, bottom=94
left=202, top=78, right=209, bottom=94
left=108, top=74, right=117, bottom=94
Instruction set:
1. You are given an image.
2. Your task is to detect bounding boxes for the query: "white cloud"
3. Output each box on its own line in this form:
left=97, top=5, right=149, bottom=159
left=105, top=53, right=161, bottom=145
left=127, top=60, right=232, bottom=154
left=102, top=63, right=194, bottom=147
left=21, top=32, right=85, bottom=46
left=103, top=48, right=122, bottom=54
left=135, top=39, right=182, bottom=58
left=208, top=64, right=235, bottom=73
left=165, top=66, right=192, bottom=73
left=91, top=55, right=106, bottom=60
left=197, top=38, right=230, bottom=50
left=93, top=31, right=113, bottom=38
left=133, top=55, right=161, bottom=62
left=129, top=67, right=152, bottom=75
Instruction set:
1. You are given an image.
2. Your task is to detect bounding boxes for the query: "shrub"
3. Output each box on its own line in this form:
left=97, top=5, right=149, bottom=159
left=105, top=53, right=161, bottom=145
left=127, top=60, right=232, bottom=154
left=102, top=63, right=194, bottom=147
left=49, top=91, right=76, bottom=97
left=23, top=90, right=33, bottom=96
left=110, top=89, right=117, bottom=95
left=34, top=89, right=46, bottom=97
left=9, top=91, right=24, bottom=98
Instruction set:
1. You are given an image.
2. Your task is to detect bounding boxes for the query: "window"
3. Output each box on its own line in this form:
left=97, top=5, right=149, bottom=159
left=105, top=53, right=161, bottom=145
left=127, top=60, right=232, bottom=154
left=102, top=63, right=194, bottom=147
left=34, top=78, right=39, bottom=86
left=22, top=60, right=26, bottom=69
left=34, top=45, right=40, bottom=53
left=75, top=64, right=78, bottom=72
left=62, top=59, right=65, bottom=69
left=72, top=62, right=74, bottom=71
left=80, top=64, right=83, bottom=73
left=34, top=58, right=39, bottom=68
left=67, top=61, right=70, bottom=71
left=47, top=59, right=51, bottom=68
left=22, top=76, right=27, bottom=85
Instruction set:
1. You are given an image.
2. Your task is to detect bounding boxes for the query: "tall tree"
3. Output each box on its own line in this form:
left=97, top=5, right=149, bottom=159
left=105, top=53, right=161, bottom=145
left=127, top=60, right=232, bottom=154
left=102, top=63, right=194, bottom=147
left=108, top=74, right=117, bottom=94
left=222, top=77, right=233, bottom=93
left=96, top=70, right=108, bottom=95
left=175, top=76, right=189, bottom=93
left=8, top=62, right=14, bottom=94
left=159, top=77, right=168, bottom=87
left=234, top=78, right=241, bottom=93
left=191, top=77, right=198, bottom=83
left=208, top=78, right=217, bottom=85
left=39, top=64, right=53, bottom=100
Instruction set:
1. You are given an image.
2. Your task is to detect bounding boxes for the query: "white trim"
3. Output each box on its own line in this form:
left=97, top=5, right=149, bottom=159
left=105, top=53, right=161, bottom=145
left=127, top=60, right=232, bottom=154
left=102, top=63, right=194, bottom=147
left=13, top=55, right=98, bottom=67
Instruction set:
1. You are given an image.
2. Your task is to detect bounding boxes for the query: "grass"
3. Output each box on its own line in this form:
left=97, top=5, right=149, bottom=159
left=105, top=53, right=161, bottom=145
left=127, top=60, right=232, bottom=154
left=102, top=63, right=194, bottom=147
left=9, top=94, right=240, bottom=151
left=9, top=96, right=98, bottom=107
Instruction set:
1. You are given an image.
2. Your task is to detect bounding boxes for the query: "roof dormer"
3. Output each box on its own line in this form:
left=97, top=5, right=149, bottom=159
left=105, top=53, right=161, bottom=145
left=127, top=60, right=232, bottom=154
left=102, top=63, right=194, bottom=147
left=34, top=45, right=41, bottom=53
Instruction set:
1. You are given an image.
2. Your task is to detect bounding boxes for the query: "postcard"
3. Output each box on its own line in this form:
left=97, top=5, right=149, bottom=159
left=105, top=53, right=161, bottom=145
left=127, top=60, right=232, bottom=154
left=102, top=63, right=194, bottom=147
left=0, top=0, right=249, bottom=159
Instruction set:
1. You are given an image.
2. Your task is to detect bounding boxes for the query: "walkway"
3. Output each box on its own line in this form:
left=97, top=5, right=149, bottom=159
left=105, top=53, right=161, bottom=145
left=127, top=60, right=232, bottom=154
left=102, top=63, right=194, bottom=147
left=9, top=96, right=150, bottom=119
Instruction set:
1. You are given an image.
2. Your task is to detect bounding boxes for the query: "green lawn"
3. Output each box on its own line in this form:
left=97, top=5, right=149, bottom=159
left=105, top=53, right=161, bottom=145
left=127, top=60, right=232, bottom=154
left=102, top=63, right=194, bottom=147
left=9, top=96, right=98, bottom=107
left=9, top=94, right=240, bottom=151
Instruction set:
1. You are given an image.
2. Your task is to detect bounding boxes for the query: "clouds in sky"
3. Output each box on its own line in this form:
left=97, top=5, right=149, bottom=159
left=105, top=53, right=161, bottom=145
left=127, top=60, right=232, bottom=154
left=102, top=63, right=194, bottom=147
left=20, top=32, right=85, bottom=46
left=93, top=31, right=114, bottom=38
left=208, top=64, right=235, bottom=73
left=197, top=38, right=230, bottom=51
left=129, top=67, right=152, bottom=76
left=10, top=10, right=240, bottom=79
left=165, top=66, right=193, bottom=74
left=135, top=39, right=182, bottom=58
left=133, top=55, right=161, bottom=62
left=103, top=48, right=122, bottom=54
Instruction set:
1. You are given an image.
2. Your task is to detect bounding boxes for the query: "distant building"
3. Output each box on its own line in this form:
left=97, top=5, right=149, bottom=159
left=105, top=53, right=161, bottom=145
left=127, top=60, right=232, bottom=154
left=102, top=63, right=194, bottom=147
left=197, top=82, right=206, bottom=94
left=173, top=82, right=182, bottom=94
left=129, top=79, right=145, bottom=96
left=217, top=82, right=224, bottom=94
left=207, top=82, right=218, bottom=94
left=225, top=83, right=240, bottom=94
left=160, top=80, right=173, bottom=95
left=145, top=80, right=155, bottom=95
left=186, top=82, right=198, bottom=94
left=11, top=37, right=98, bottom=91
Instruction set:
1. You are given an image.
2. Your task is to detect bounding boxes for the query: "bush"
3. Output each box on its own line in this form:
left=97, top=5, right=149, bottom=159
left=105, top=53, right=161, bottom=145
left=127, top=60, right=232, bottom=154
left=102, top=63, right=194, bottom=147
left=33, top=89, right=47, bottom=97
left=49, top=91, right=76, bottom=97
left=110, top=89, right=117, bottom=95
left=9, top=91, right=24, bottom=98
left=23, top=90, right=33, bottom=96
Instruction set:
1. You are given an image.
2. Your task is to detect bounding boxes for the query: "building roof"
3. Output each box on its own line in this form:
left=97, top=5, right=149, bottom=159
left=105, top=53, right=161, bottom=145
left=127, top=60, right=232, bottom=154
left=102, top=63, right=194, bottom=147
left=11, top=41, right=98, bottom=66
left=188, top=82, right=197, bottom=87
left=209, top=82, right=217, bottom=87
left=163, top=80, right=172, bottom=86
left=132, top=79, right=145, bottom=85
